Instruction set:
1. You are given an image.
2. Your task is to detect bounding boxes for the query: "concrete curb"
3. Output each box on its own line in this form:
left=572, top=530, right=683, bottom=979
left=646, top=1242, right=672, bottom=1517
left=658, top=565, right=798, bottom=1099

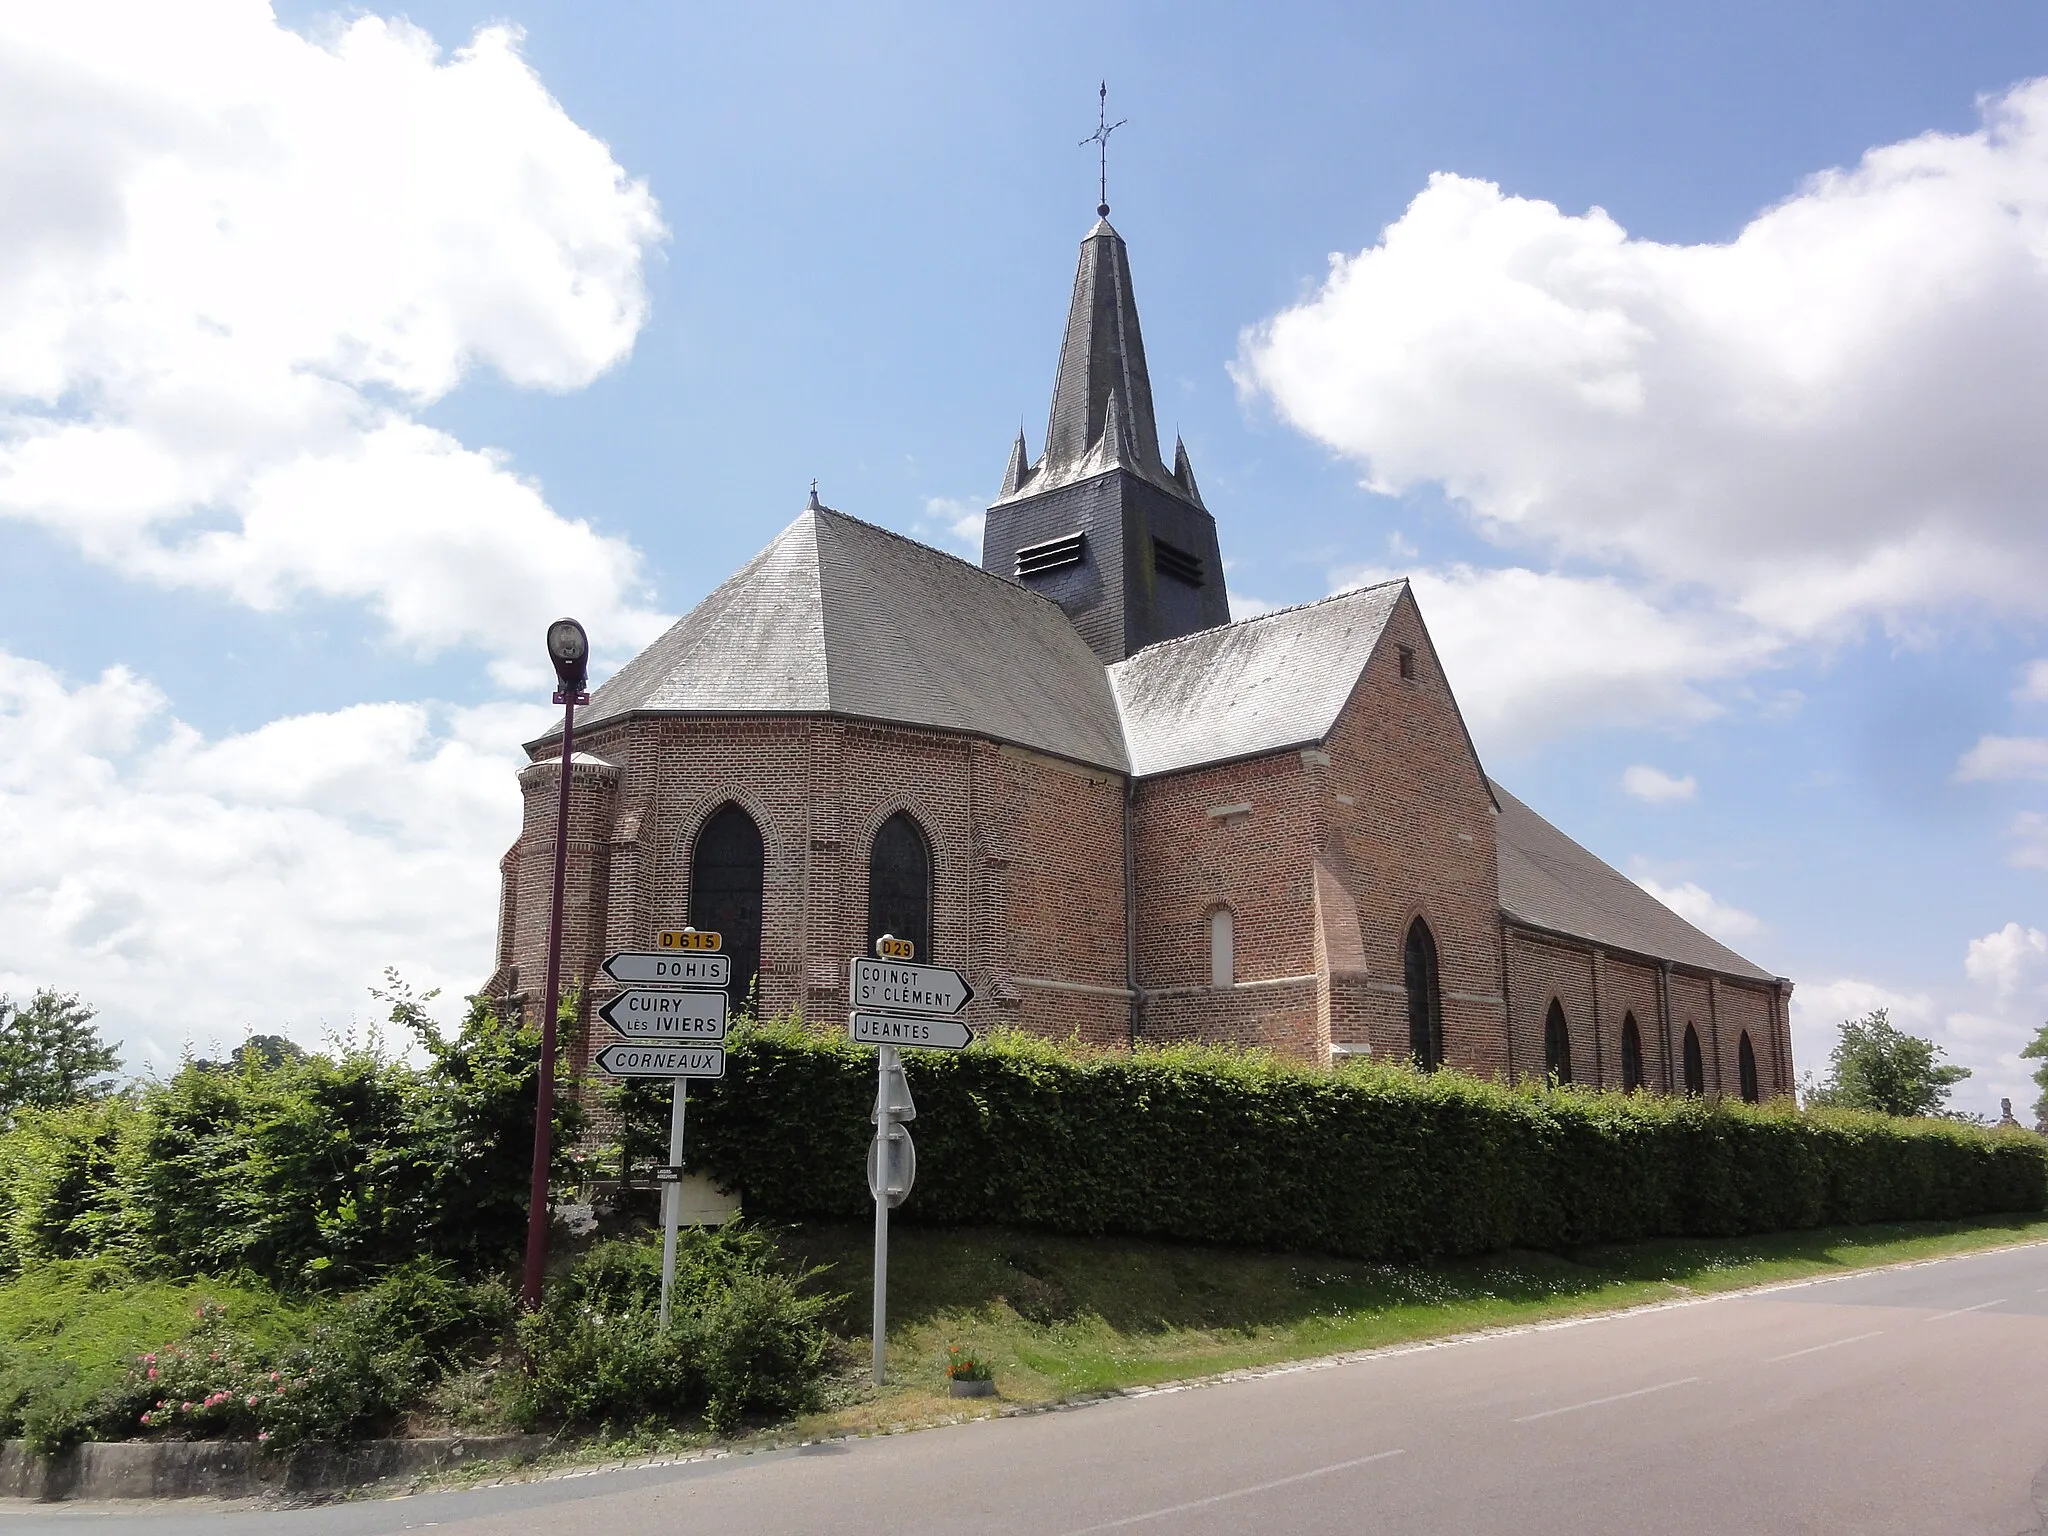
left=0, top=1433, right=551, bottom=1503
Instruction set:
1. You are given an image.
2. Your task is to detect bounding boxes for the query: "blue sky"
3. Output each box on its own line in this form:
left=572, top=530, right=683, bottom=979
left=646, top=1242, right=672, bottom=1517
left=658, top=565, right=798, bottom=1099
left=4, top=2, right=2048, bottom=1116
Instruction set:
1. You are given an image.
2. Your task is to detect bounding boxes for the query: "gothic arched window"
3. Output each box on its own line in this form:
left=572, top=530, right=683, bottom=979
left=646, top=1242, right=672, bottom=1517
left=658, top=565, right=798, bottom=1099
left=867, top=811, right=933, bottom=961
left=1403, top=917, right=1443, bottom=1071
left=689, top=803, right=764, bottom=1011
left=1738, top=1031, right=1760, bottom=1103
left=1683, top=1023, right=1706, bottom=1097
left=1208, top=907, right=1235, bottom=988
left=1544, top=1000, right=1574, bottom=1084
left=1621, top=1012, right=1645, bottom=1093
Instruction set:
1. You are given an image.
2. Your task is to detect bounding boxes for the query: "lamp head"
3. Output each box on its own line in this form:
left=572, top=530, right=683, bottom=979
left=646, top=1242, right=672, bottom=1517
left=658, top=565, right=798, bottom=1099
left=546, top=617, right=589, bottom=695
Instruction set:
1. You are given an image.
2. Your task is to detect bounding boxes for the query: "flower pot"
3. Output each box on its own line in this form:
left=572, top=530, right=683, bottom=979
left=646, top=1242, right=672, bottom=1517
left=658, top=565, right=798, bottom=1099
left=948, top=1377, right=996, bottom=1398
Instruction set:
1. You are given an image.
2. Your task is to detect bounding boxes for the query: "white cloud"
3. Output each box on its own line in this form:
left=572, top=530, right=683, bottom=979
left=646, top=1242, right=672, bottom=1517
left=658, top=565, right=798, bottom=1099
left=1955, top=735, right=2048, bottom=782
left=0, top=6, right=670, bottom=676
left=1229, top=594, right=1278, bottom=620
left=1631, top=872, right=1762, bottom=942
left=918, top=496, right=984, bottom=556
left=1622, top=764, right=1697, bottom=804
left=1338, top=563, right=1778, bottom=755
left=1243, top=81, right=2048, bottom=737
left=2005, top=811, right=2048, bottom=870
left=0, top=650, right=538, bottom=1070
left=1964, top=922, right=2048, bottom=999
left=2018, top=660, right=2048, bottom=702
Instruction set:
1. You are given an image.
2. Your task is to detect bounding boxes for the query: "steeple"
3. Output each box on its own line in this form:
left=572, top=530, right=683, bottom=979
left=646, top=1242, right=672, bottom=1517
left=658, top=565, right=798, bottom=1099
left=982, top=212, right=1230, bottom=664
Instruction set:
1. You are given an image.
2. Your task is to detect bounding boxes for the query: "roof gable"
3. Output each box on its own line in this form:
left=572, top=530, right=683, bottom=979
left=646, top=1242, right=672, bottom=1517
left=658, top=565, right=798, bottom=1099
left=1108, top=582, right=1405, bottom=778
left=1492, top=780, right=1776, bottom=982
left=560, top=507, right=1129, bottom=772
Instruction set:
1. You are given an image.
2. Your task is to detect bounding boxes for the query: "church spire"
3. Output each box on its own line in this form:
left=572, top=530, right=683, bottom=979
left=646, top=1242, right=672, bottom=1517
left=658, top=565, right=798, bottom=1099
left=1037, top=215, right=1166, bottom=486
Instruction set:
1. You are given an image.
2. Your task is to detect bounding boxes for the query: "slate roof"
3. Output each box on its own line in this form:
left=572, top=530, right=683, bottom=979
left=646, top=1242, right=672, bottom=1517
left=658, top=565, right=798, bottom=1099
left=1108, top=582, right=1408, bottom=778
left=1492, top=780, right=1777, bottom=982
left=552, top=504, right=1131, bottom=772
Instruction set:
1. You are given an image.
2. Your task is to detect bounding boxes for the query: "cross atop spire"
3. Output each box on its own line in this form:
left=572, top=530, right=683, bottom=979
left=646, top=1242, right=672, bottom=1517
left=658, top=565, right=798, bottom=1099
left=1080, top=81, right=1126, bottom=218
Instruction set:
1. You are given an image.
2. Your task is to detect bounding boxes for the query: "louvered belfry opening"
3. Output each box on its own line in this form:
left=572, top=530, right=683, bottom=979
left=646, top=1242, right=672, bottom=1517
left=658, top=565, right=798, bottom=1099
left=1544, top=1000, right=1574, bottom=1084
left=689, top=803, right=764, bottom=1011
left=1403, top=917, right=1444, bottom=1071
left=1621, top=1013, right=1645, bottom=1092
left=867, top=811, right=933, bottom=962
left=1683, top=1024, right=1707, bottom=1096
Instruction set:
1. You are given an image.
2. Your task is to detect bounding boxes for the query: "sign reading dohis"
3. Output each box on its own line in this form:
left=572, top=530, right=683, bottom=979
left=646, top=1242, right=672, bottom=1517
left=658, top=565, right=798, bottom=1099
left=849, top=1013, right=972, bottom=1050
left=601, top=951, right=731, bottom=988
left=598, top=988, right=729, bottom=1040
left=848, top=958, right=973, bottom=1018
left=657, top=929, right=722, bottom=952
left=592, top=1043, right=726, bottom=1079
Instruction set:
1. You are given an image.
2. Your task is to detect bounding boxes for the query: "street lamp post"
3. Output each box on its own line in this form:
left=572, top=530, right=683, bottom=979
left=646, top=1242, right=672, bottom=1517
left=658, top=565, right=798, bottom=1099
left=522, top=617, right=590, bottom=1310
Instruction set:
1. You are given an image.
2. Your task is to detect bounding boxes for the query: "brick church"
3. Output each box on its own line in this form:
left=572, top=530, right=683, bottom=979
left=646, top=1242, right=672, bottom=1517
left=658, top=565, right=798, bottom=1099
left=491, top=205, right=1796, bottom=1103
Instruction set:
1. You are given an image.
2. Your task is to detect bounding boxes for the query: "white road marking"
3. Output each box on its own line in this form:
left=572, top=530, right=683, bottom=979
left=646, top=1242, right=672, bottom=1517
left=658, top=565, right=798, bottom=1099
left=1058, top=1449, right=1407, bottom=1532
left=1764, top=1331, right=1883, bottom=1363
left=1925, top=1299, right=2007, bottom=1321
left=1512, top=1376, right=1701, bottom=1423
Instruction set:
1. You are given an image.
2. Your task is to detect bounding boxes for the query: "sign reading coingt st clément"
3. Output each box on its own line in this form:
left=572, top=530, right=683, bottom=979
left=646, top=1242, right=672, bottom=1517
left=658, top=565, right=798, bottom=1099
left=848, top=957, right=974, bottom=1018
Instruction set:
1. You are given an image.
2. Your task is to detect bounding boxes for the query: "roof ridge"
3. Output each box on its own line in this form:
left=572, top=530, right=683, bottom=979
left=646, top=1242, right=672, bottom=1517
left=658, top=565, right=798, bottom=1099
left=803, top=505, right=1081, bottom=623
left=1115, top=577, right=1408, bottom=663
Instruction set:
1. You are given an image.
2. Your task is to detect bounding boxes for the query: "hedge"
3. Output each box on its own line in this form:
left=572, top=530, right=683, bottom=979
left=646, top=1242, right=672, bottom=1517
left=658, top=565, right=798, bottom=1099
left=684, top=1022, right=2048, bottom=1260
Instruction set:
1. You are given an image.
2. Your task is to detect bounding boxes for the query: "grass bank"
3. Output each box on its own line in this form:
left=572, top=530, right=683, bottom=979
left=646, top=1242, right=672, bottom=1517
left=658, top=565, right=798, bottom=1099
left=772, top=1212, right=2048, bottom=1435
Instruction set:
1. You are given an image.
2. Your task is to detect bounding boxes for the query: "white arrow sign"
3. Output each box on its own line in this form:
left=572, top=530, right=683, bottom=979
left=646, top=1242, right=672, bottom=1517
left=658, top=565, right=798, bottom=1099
left=602, top=951, right=732, bottom=988
left=849, top=957, right=974, bottom=1017
left=592, top=1043, right=726, bottom=1079
left=598, top=988, right=728, bottom=1040
left=849, top=1013, right=973, bottom=1051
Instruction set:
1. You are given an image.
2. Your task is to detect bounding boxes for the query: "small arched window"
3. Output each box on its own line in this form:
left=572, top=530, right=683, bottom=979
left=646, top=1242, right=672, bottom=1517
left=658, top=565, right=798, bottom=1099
left=867, top=811, right=933, bottom=961
left=1738, top=1031, right=1760, bottom=1103
left=1544, top=1000, right=1574, bottom=1084
left=1208, top=907, right=1234, bottom=988
left=690, top=803, right=765, bottom=1010
left=1620, top=1012, right=1645, bottom=1093
left=1403, top=917, right=1444, bottom=1071
left=1683, top=1023, right=1706, bottom=1097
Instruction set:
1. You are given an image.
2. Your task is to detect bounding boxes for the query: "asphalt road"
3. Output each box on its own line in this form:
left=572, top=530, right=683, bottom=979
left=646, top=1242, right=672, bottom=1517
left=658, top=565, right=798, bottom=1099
left=15, top=1241, right=2048, bottom=1536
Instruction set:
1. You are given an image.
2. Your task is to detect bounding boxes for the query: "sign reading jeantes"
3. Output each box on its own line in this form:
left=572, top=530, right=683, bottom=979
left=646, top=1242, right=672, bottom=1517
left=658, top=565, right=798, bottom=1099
left=848, top=958, right=974, bottom=1018
left=849, top=1013, right=972, bottom=1050
left=598, top=988, right=729, bottom=1040
left=601, top=951, right=732, bottom=988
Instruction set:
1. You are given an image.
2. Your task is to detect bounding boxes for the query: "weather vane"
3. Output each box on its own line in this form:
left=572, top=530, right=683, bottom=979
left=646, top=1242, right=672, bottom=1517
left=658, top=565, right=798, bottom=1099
left=1080, top=81, right=1126, bottom=218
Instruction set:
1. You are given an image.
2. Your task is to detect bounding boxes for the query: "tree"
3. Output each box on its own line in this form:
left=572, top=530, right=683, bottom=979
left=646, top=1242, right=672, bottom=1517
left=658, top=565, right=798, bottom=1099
left=0, top=989, right=121, bottom=1123
left=1806, top=1007, right=1969, bottom=1118
left=2017, top=1019, right=2048, bottom=1127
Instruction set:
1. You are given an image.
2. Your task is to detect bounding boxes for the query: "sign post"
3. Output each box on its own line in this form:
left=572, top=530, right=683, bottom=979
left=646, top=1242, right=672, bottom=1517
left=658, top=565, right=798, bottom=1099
left=849, top=937, right=970, bottom=1386
left=592, top=928, right=725, bottom=1329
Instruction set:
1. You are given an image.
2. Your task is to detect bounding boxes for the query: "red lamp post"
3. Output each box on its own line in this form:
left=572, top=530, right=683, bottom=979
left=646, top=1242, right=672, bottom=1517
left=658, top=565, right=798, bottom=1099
left=522, top=617, right=590, bottom=1310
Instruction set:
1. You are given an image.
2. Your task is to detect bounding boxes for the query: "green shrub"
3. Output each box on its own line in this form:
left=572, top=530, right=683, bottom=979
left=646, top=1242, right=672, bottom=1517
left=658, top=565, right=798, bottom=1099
left=513, top=1230, right=836, bottom=1436
left=674, top=1022, right=2048, bottom=1263
left=0, top=991, right=581, bottom=1286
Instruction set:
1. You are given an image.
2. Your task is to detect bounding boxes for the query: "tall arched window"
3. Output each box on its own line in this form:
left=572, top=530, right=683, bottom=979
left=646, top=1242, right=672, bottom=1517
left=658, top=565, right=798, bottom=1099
left=1208, top=906, right=1235, bottom=988
left=1683, top=1023, right=1706, bottom=1097
left=1738, top=1031, right=1760, bottom=1103
left=1621, top=1013, right=1645, bottom=1093
left=867, top=811, right=933, bottom=961
left=1403, top=917, right=1443, bottom=1071
left=1544, top=1000, right=1574, bottom=1084
left=689, top=803, right=764, bottom=1011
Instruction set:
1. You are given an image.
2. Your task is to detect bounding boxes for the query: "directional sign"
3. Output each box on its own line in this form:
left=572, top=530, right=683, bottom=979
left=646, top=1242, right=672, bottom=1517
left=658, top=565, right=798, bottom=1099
left=599, top=987, right=728, bottom=1040
left=592, top=1043, right=726, bottom=1079
left=850, top=1012, right=973, bottom=1051
left=849, top=957, right=974, bottom=1017
left=602, top=951, right=732, bottom=988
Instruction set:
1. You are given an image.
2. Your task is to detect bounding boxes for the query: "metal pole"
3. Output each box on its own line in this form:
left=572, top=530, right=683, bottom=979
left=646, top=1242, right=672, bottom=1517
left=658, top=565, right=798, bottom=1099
left=871, top=1043, right=894, bottom=1387
left=658, top=1077, right=687, bottom=1329
left=521, top=692, right=576, bottom=1309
